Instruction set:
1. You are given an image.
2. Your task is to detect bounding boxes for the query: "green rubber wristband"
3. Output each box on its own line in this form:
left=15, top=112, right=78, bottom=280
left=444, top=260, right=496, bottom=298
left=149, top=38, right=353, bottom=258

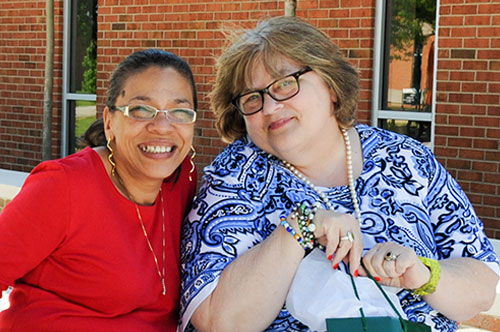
left=412, top=256, right=441, bottom=297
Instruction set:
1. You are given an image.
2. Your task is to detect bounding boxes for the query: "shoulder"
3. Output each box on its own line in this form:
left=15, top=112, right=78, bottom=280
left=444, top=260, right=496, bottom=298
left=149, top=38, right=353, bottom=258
left=357, top=124, right=436, bottom=163
left=357, top=124, right=431, bottom=153
left=204, top=137, right=274, bottom=183
left=26, top=147, right=100, bottom=188
left=356, top=124, right=441, bottom=185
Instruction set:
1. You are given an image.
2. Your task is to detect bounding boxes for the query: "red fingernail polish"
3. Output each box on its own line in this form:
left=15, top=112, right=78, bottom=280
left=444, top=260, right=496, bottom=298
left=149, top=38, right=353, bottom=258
left=374, top=276, right=381, bottom=282
left=328, top=254, right=333, bottom=261
left=333, top=263, right=339, bottom=270
left=354, top=270, right=359, bottom=277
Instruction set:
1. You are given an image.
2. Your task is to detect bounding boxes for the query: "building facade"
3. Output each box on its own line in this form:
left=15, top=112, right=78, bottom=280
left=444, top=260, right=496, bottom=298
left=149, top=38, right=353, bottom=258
left=0, top=0, right=499, bottom=238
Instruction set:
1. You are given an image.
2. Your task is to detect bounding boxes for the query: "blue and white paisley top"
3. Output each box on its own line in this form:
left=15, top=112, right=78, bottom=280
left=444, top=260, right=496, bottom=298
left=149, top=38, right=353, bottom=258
left=180, top=124, right=499, bottom=332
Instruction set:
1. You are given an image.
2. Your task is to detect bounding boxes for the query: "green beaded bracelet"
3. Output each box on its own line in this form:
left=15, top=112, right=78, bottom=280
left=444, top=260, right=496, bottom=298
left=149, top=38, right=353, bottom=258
left=412, top=256, right=441, bottom=297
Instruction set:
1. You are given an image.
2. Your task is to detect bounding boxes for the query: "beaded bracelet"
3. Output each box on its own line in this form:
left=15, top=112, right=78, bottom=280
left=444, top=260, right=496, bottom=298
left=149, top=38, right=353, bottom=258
left=280, top=216, right=308, bottom=248
left=295, top=202, right=317, bottom=248
left=281, top=202, right=321, bottom=253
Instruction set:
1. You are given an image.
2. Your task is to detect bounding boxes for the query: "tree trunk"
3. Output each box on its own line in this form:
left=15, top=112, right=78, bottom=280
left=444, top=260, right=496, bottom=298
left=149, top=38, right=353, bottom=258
left=284, top=0, right=297, bottom=17
left=42, top=0, right=54, bottom=161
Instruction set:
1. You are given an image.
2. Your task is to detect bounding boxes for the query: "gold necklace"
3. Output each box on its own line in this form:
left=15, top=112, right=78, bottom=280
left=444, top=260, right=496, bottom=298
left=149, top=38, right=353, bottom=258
left=114, top=172, right=166, bottom=296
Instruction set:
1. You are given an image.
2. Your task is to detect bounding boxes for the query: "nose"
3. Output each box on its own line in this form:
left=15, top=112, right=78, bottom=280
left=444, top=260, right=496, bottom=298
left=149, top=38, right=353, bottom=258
left=261, top=93, right=284, bottom=115
left=147, top=111, right=175, bottom=133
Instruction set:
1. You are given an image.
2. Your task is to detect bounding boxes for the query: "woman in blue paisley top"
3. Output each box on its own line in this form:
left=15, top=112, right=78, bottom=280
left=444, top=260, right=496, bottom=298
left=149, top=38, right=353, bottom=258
left=180, top=16, right=499, bottom=332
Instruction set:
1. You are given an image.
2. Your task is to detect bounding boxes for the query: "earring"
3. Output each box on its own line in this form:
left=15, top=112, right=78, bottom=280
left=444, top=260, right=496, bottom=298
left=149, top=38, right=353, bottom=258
left=107, top=137, right=116, bottom=176
left=189, top=145, right=196, bottom=182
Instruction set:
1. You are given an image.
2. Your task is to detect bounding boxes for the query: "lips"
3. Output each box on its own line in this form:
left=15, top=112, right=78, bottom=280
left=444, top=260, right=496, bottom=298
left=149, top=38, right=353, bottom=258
left=268, top=117, right=292, bottom=130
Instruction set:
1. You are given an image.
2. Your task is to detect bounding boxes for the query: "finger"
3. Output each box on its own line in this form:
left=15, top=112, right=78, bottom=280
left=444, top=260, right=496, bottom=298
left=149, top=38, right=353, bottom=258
left=348, top=234, right=362, bottom=275
left=330, top=237, right=352, bottom=268
left=348, top=247, right=360, bottom=275
left=383, top=258, right=399, bottom=278
left=370, top=244, right=391, bottom=278
left=393, top=249, right=415, bottom=275
left=351, top=228, right=364, bottom=274
left=325, top=233, right=340, bottom=265
left=361, top=243, right=380, bottom=278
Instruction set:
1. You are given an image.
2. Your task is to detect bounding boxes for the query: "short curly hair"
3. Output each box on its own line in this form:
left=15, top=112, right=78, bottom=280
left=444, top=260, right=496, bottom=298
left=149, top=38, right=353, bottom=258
left=211, top=16, right=360, bottom=143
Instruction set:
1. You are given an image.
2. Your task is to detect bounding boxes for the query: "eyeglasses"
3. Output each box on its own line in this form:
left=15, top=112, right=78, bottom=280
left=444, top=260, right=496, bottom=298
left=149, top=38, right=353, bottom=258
left=111, top=104, right=197, bottom=124
left=232, top=66, right=312, bottom=116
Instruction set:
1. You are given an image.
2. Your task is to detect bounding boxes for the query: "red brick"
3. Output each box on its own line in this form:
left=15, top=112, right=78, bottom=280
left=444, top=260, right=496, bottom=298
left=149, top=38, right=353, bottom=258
left=450, top=71, right=475, bottom=81
left=474, top=94, right=500, bottom=105
left=470, top=184, right=497, bottom=196
left=463, top=38, right=490, bottom=48
left=447, top=158, right=471, bottom=170
left=465, top=82, right=488, bottom=93
left=478, top=49, right=500, bottom=59
left=451, top=4, right=478, bottom=15
left=450, top=27, right=477, bottom=38
left=478, top=4, right=500, bottom=15
left=487, top=106, right=500, bottom=116
left=473, top=139, right=499, bottom=150
left=459, top=149, right=484, bottom=160
left=477, top=71, right=500, bottom=81
left=457, top=170, right=483, bottom=182
left=449, top=93, right=474, bottom=103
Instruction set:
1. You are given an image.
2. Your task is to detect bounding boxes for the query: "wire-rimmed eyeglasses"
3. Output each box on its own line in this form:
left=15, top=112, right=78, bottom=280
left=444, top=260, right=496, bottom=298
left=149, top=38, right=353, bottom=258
left=232, top=66, right=312, bottom=116
left=111, top=104, right=197, bottom=124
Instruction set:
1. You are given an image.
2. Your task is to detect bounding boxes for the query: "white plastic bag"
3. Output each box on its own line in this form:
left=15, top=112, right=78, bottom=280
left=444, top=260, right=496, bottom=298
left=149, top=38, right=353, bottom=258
left=286, top=248, right=406, bottom=332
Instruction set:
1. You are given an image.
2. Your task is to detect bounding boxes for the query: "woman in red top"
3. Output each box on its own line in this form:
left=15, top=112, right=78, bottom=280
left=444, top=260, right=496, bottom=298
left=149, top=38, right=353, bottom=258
left=0, top=49, right=198, bottom=331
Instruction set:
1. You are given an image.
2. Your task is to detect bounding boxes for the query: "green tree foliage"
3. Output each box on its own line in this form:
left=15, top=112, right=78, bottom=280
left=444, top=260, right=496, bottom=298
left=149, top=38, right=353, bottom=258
left=390, top=0, right=436, bottom=59
left=81, top=39, right=96, bottom=94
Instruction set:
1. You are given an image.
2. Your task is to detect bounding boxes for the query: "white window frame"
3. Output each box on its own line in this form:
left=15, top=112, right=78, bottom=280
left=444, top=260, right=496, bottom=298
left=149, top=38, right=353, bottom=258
left=61, top=0, right=97, bottom=157
left=371, top=0, right=441, bottom=150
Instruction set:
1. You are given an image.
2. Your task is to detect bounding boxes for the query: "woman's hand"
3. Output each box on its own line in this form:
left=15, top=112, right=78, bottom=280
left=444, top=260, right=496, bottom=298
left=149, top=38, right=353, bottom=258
left=361, top=242, right=430, bottom=290
left=312, top=209, right=363, bottom=275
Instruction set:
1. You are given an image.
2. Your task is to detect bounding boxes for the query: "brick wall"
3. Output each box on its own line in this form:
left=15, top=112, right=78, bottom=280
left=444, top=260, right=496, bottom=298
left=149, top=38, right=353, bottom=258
left=0, top=0, right=64, bottom=172
left=0, top=0, right=499, bottom=238
left=96, top=0, right=375, bottom=169
left=436, top=0, right=500, bottom=238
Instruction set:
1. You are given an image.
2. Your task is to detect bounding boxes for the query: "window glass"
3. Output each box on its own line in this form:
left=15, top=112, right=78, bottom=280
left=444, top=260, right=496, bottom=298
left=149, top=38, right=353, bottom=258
left=382, top=0, right=436, bottom=113
left=378, top=119, right=431, bottom=146
left=67, top=100, right=97, bottom=153
left=69, top=0, right=97, bottom=94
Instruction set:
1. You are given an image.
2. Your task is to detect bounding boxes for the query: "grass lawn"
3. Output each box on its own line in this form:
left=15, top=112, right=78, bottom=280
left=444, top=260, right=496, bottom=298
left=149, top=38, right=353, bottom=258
left=75, top=116, right=96, bottom=138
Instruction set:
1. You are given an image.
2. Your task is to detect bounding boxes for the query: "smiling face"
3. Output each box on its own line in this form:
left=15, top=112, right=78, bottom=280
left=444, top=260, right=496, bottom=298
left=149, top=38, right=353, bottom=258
left=242, top=57, right=339, bottom=164
left=104, top=65, right=195, bottom=185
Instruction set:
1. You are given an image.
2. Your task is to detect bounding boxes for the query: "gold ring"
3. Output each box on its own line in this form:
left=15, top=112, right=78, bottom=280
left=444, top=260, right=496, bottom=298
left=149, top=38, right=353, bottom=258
left=384, top=251, right=398, bottom=262
left=340, top=231, right=355, bottom=243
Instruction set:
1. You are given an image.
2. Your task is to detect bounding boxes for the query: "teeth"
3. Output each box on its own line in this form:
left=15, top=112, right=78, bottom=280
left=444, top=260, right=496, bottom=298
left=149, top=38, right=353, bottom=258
left=141, top=145, right=173, bottom=153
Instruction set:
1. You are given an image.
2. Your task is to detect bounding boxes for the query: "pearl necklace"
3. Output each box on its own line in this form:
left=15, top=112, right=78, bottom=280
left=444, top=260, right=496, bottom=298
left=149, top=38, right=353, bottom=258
left=282, top=128, right=361, bottom=223
left=114, top=172, right=167, bottom=296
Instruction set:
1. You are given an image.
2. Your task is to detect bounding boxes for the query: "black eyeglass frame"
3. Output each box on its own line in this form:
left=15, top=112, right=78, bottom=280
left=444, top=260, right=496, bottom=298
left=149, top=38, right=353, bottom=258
left=231, top=66, right=313, bottom=116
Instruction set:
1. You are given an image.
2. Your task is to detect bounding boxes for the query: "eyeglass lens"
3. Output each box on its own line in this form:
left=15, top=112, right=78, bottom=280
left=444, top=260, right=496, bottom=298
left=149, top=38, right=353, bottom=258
left=236, top=67, right=310, bottom=115
left=124, top=105, right=196, bottom=123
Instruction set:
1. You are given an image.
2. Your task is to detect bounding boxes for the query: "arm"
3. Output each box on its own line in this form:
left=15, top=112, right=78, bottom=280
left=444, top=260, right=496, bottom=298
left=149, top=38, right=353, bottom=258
left=191, top=209, right=363, bottom=332
left=0, top=162, right=69, bottom=290
left=425, top=257, right=498, bottom=321
left=191, top=224, right=304, bottom=332
left=362, top=243, right=499, bottom=321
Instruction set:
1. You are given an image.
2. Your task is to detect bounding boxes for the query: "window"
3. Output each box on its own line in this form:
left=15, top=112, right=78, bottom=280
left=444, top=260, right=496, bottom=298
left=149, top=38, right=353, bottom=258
left=62, top=0, right=97, bottom=155
left=372, top=0, right=438, bottom=147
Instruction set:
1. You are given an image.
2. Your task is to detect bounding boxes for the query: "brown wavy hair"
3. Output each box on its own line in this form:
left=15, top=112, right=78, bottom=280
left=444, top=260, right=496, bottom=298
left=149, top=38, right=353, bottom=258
left=211, top=16, right=360, bottom=143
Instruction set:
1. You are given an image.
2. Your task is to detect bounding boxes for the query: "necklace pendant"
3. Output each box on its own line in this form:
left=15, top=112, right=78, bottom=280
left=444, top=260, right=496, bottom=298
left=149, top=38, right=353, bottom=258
left=162, top=278, right=166, bottom=296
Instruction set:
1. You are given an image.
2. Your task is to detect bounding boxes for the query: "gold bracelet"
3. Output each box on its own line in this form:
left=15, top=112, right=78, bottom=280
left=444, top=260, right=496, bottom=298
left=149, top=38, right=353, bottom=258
left=412, top=256, right=441, bottom=297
